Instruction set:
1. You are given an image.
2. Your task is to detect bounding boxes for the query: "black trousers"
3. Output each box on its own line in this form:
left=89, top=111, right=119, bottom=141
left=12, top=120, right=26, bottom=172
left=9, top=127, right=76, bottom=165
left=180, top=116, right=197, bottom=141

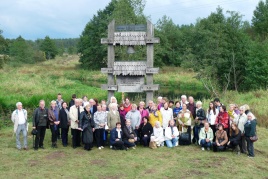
left=227, top=140, right=240, bottom=149
left=61, top=127, right=69, bottom=145
left=50, top=125, right=57, bottom=143
left=95, top=128, right=104, bottom=147
left=210, top=125, right=216, bottom=142
left=35, top=126, right=46, bottom=148
left=72, top=129, right=81, bottom=148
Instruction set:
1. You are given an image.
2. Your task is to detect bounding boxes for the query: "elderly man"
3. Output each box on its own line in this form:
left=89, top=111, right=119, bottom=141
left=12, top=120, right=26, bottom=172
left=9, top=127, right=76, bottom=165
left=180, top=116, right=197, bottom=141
left=70, top=99, right=84, bottom=149
left=55, top=93, right=63, bottom=140
left=89, top=99, right=97, bottom=116
left=33, top=100, right=49, bottom=150
left=146, top=100, right=154, bottom=113
left=11, top=102, right=28, bottom=150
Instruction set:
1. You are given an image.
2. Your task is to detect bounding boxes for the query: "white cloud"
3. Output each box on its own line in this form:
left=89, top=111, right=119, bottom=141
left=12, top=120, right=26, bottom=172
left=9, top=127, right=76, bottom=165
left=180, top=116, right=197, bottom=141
left=0, top=0, right=260, bottom=40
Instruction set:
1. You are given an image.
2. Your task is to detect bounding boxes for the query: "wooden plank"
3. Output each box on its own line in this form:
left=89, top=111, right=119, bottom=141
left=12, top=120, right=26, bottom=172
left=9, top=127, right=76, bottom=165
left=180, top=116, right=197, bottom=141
left=146, top=37, right=160, bottom=44
left=146, top=68, right=159, bottom=74
left=141, top=84, right=159, bottom=91
left=101, top=68, right=113, bottom=74
left=101, top=84, right=118, bottom=91
left=115, top=24, right=146, bottom=32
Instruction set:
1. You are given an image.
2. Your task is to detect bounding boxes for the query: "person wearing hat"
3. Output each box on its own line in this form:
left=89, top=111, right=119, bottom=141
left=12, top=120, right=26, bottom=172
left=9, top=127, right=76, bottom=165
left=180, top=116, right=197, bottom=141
left=11, top=102, right=28, bottom=150
left=212, top=123, right=228, bottom=152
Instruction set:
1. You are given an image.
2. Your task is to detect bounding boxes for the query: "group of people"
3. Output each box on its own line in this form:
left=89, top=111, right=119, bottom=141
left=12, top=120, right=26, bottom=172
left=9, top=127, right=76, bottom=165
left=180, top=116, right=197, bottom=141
left=11, top=93, right=257, bottom=158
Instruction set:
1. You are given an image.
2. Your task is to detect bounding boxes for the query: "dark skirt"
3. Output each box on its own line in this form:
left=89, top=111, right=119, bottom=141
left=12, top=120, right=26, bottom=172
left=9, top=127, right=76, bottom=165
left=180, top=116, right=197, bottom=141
left=82, top=127, right=93, bottom=144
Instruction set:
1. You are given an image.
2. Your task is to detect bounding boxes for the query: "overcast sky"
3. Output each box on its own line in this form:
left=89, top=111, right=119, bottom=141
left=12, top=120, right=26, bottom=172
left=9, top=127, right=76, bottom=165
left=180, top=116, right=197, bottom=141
left=0, top=0, right=259, bottom=40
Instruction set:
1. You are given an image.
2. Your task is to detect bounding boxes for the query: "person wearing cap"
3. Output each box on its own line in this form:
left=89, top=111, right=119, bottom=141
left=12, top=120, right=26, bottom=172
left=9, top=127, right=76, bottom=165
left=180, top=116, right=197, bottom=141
left=212, top=123, right=228, bottom=152
left=11, top=102, right=28, bottom=150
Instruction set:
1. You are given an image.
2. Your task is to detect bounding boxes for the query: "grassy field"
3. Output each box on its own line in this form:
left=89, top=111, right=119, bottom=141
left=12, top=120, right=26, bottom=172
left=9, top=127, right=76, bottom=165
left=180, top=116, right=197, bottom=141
left=0, top=126, right=268, bottom=178
left=1, top=55, right=268, bottom=178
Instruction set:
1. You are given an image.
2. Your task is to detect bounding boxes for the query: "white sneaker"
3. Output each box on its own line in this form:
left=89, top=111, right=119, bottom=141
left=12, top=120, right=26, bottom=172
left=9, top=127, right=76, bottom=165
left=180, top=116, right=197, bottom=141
left=132, top=147, right=136, bottom=150
left=110, top=145, right=112, bottom=149
left=201, top=147, right=205, bottom=151
left=101, top=146, right=104, bottom=149
left=98, top=147, right=102, bottom=150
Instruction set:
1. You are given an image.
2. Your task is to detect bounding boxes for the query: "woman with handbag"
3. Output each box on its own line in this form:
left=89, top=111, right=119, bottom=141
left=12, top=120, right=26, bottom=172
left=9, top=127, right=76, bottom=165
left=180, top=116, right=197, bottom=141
left=244, top=112, right=257, bottom=158
left=138, top=117, right=153, bottom=147
left=78, top=104, right=95, bottom=151
left=212, top=123, right=228, bottom=152
left=177, top=103, right=193, bottom=145
left=94, top=105, right=107, bottom=150
left=122, top=119, right=137, bottom=149
left=199, top=122, right=214, bottom=151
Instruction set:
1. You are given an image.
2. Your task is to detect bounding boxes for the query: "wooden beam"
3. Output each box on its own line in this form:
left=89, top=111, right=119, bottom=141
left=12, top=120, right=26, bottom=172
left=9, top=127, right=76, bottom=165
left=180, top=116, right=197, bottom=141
left=101, top=68, right=113, bottom=74
left=142, top=84, right=159, bottom=91
left=101, top=84, right=118, bottom=91
left=146, top=67, right=159, bottom=74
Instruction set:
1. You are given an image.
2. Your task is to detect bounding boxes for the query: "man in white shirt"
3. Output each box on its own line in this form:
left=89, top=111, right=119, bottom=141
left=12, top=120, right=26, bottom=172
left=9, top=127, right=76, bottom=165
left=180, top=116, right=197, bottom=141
left=11, top=102, right=28, bottom=150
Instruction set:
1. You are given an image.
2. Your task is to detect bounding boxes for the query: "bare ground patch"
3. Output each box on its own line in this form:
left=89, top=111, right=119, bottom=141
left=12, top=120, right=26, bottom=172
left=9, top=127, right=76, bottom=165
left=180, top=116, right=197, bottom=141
left=90, top=159, right=107, bottom=167
left=45, top=151, right=66, bottom=160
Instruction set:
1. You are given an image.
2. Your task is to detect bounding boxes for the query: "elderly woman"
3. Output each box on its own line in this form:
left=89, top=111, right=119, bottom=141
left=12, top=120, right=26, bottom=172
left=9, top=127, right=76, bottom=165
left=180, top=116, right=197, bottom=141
left=107, top=103, right=120, bottom=130
left=94, top=105, right=107, bottom=150
left=125, top=104, right=141, bottom=135
left=48, top=100, right=60, bottom=148
left=244, top=113, right=257, bottom=158
left=165, top=120, right=179, bottom=148
left=149, top=103, right=162, bottom=128
left=78, top=104, right=95, bottom=151
left=234, top=106, right=248, bottom=153
left=138, top=117, right=153, bottom=147
left=160, top=102, right=174, bottom=130
left=227, top=123, right=241, bottom=154
left=199, top=122, right=214, bottom=150
left=193, top=101, right=206, bottom=144
left=228, top=104, right=238, bottom=124
left=110, top=122, right=126, bottom=150
left=212, top=123, right=228, bottom=152
left=138, top=101, right=149, bottom=123
left=151, top=121, right=165, bottom=147
left=177, top=103, right=193, bottom=145
left=59, top=101, right=70, bottom=147
left=207, top=101, right=218, bottom=142
left=123, top=119, right=137, bottom=149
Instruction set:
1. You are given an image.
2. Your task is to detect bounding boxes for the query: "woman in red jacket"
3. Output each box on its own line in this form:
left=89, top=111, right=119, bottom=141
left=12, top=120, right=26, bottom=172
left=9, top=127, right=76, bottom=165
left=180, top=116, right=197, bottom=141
left=215, top=105, right=230, bottom=137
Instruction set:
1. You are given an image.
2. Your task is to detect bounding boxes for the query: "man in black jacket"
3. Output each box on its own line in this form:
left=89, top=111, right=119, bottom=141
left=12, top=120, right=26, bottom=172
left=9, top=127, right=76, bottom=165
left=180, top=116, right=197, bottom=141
left=32, top=100, right=49, bottom=150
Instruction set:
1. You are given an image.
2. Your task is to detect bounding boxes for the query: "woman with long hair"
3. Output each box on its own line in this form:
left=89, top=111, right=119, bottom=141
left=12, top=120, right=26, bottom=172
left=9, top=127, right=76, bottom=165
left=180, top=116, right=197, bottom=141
left=227, top=123, right=241, bottom=155
left=207, top=101, right=218, bottom=141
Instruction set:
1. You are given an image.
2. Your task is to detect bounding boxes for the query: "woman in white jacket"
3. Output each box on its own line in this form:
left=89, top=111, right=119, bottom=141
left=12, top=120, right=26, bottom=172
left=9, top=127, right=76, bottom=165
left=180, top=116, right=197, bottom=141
left=206, top=101, right=218, bottom=141
left=151, top=121, right=165, bottom=147
left=165, top=120, right=179, bottom=148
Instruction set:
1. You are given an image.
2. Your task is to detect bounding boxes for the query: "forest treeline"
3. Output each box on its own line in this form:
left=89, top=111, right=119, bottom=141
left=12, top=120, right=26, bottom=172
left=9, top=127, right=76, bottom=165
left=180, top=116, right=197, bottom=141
left=1, top=0, right=268, bottom=93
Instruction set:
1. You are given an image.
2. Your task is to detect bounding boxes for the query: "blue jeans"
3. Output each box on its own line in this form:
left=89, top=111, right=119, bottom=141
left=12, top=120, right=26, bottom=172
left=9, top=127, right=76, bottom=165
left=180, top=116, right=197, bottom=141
left=16, top=124, right=28, bottom=149
left=194, top=126, right=200, bottom=142
left=165, top=137, right=178, bottom=148
left=200, top=139, right=211, bottom=148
